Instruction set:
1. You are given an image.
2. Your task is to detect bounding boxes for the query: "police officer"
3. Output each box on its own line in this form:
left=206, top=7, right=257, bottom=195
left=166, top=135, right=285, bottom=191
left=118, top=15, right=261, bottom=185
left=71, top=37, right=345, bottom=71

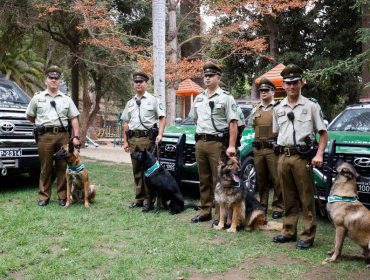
left=251, top=78, right=284, bottom=219
left=121, top=71, right=166, bottom=210
left=189, top=62, right=239, bottom=225
left=272, top=64, right=328, bottom=249
left=26, top=65, right=80, bottom=206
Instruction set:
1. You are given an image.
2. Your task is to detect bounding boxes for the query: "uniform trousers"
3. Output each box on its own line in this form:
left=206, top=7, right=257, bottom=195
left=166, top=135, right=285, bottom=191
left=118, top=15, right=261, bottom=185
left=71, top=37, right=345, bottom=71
left=195, top=140, right=224, bottom=219
left=128, top=136, right=153, bottom=205
left=277, top=154, right=316, bottom=242
left=254, top=147, right=283, bottom=212
left=37, top=132, right=69, bottom=201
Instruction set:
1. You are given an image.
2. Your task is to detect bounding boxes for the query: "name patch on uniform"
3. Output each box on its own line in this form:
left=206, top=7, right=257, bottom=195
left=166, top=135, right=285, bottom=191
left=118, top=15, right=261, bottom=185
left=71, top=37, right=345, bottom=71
left=302, top=109, right=307, bottom=114
left=197, top=98, right=203, bottom=102
left=277, top=111, right=286, bottom=117
left=38, top=99, right=46, bottom=103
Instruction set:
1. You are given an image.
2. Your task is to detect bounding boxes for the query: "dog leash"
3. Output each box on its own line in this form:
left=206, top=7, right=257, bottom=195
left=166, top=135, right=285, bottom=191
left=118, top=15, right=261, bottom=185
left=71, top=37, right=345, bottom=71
left=152, top=142, right=160, bottom=162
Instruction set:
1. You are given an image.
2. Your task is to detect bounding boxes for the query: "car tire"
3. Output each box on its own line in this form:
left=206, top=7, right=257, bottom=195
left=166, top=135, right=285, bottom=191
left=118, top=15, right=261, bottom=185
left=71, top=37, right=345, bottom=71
left=240, top=156, right=256, bottom=193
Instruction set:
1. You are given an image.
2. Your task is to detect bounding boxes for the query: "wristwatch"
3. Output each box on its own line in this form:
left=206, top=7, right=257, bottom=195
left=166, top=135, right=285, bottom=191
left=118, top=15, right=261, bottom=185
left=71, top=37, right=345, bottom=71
left=73, top=136, right=80, bottom=140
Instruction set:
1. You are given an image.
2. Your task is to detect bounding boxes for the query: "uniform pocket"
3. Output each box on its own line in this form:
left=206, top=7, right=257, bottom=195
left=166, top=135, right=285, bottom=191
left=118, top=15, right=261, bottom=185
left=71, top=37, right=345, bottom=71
left=142, top=104, right=154, bottom=117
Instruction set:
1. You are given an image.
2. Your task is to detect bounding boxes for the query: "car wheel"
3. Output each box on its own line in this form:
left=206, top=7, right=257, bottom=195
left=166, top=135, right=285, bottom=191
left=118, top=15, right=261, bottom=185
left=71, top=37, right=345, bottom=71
left=240, top=156, right=256, bottom=193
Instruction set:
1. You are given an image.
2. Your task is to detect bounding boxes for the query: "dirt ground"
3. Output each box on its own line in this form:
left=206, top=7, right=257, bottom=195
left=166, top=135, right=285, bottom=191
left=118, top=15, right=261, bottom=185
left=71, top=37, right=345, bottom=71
left=80, top=138, right=131, bottom=164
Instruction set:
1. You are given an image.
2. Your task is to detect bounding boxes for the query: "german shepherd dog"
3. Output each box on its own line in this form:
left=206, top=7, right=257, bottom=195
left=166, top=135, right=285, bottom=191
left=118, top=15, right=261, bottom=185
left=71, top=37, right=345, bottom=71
left=131, top=149, right=198, bottom=214
left=214, top=151, right=282, bottom=233
left=54, top=140, right=96, bottom=208
left=323, top=160, right=370, bottom=268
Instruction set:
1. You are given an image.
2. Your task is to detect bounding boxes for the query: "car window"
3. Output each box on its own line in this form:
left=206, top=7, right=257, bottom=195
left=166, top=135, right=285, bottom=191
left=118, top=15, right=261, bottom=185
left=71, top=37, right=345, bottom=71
left=328, top=107, right=370, bottom=132
left=182, top=116, right=195, bottom=125
left=0, top=82, right=30, bottom=105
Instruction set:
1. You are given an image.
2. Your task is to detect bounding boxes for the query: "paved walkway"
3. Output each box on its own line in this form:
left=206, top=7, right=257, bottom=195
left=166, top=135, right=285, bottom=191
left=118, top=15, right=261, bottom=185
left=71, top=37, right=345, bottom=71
left=80, top=138, right=132, bottom=163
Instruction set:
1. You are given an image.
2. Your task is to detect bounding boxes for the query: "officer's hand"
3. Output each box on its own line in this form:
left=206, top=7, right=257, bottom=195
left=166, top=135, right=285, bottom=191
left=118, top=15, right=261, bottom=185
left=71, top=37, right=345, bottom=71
left=226, top=146, right=236, bottom=157
left=311, top=154, right=323, bottom=167
left=124, top=142, right=130, bottom=153
left=155, top=135, right=162, bottom=144
left=72, top=137, right=80, bottom=147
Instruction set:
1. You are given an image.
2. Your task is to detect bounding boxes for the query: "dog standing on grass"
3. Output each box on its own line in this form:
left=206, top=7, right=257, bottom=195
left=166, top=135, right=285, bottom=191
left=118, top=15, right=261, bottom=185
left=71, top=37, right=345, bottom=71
left=54, top=140, right=96, bottom=208
left=323, top=160, right=370, bottom=268
left=214, top=151, right=282, bottom=233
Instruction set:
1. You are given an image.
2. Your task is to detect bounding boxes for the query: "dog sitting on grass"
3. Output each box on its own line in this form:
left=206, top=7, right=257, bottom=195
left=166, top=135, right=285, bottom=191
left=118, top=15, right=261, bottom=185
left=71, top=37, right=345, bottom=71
left=214, top=151, right=282, bottom=233
left=323, top=160, right=370, bottom=269
left=131, top=149, right=198, bottom=214
left=54, top=140, right=96, bottom=208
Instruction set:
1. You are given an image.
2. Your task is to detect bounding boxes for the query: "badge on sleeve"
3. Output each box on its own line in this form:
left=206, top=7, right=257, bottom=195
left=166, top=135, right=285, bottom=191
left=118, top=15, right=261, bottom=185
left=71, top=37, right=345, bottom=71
left=159, top=103, right=163, bottom=110
left=232, top=104, right=237, bottom=112
left=277, top=111, right=286, bottom=117
left=240, top=112, right=245, bottom=120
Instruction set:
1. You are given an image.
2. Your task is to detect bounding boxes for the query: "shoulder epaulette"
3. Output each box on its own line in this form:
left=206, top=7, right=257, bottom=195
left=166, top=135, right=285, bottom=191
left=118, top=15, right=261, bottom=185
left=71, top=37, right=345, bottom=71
left=222, top=90, right=230, bottom=95
left=309, top=97, right=317, bottom=103
left=273, top=100, right=281, bottom=107
left=33, top=91, right=41, bottom=96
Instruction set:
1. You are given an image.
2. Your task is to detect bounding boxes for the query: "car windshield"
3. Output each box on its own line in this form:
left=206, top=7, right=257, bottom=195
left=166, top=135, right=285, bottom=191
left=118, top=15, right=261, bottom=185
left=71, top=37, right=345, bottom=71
left=0, top=82, right=30, bottom=105
left=328, top=107, right=370, bottom=132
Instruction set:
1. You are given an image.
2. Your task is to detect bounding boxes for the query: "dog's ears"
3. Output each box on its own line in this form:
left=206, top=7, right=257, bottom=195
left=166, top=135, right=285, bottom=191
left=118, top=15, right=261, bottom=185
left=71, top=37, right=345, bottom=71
left=219, top=151, right=228, bottom=163
left=68, top=140, right=74, bottom=153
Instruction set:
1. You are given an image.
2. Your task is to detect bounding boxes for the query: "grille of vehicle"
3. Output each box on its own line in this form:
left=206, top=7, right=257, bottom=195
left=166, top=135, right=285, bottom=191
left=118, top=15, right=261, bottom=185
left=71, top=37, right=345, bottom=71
left=320, top=152, right=370, bottom=176
left=183, top=144, right=196, bottom=164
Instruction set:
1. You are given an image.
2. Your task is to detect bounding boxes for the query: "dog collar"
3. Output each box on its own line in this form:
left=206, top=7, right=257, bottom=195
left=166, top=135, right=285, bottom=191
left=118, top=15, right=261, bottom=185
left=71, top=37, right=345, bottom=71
left=327, top=195, right=357, bottom=203
left=144, top=162, right=160, bottom=177
left=67, top=163, right=85, bottom=172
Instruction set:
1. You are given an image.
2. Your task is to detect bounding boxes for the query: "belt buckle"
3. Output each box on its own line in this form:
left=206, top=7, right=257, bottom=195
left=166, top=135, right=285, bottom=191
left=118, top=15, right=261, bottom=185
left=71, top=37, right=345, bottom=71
left=284, top=147, right=291, bottom=157
left=134, top=130, right=140, bottom=137
left=53, top=127, right=59, bottom=134
left=201, top=134, right=207, bottom=141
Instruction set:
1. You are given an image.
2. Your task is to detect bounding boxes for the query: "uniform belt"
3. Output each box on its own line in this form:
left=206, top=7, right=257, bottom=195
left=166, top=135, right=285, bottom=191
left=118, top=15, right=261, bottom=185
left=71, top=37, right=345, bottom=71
left=252, top=141, right=275, bottom=149
left=44, top=126, right=66, bottom=133
left=129, top=130, right=149, bottom=138
left=195, top=133, right=222, bottom=142
left=279, top=146, right=299, bottom=156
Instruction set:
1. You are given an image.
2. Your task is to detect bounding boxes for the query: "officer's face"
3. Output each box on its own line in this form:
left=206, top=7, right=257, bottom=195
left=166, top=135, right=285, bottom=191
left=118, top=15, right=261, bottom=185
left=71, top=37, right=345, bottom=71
left=45, top=76, right=61, bottom=91
left=204, top=73, right=220, bottom=88
left=283, top=80, right=303, bottom=97
left=259, top=89, right=274, bottom=101
left=133, top=80, right=148, bottom=94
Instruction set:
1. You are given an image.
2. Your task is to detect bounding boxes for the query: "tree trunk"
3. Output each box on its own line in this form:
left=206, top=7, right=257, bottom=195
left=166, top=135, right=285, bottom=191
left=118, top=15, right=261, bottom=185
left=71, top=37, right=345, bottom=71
left=166, top=0, right=178, bottom=125
left=152, top=0, right=166, bottom=113
left=71, top=54, right=79, bottom=108
left=362, top=2, right=370, bottom=99
left=78, top=62, right=92, bottom=146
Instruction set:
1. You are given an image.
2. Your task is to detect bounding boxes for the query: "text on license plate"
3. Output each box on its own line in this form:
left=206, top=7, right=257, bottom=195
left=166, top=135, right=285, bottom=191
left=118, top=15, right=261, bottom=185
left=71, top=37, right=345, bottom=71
left=0, top=149, right=22, bottom=157
left=160, top=162, right=175, bottom=171
left=357, top=179, right=370, bottom=194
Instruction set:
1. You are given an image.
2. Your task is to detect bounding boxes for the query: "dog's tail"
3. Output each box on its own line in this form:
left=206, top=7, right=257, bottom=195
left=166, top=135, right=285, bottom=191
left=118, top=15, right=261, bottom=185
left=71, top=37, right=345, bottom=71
left=184, top=203, right=199, bottom=211
left=259, top=221, right=283, bottom=231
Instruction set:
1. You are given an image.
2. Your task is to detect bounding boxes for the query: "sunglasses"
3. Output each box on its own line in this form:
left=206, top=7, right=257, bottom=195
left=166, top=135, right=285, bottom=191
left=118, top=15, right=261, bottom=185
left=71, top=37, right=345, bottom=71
left=134, top=80, right=144, bottom=84
left=204, top=74, right=216, bottom=78
left=47, top=76, right=60, bottom=80
left=284, top=80, right=300, bottom=86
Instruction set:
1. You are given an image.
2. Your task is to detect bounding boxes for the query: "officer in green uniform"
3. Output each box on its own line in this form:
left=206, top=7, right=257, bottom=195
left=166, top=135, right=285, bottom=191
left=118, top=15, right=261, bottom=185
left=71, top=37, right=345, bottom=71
left=272, top=64, right=328, bottom=249
left=121, top=71, right=166, bottom=210
left=26, top=65, right=80, bottom=207
left=189, top=62, right=239, bottom=225
left=251, top=78, right=284, bottom=219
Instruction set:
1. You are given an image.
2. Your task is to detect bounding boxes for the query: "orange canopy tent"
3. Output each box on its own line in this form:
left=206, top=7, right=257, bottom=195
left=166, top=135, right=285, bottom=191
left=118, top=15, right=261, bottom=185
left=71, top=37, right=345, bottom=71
left=176, top=79, right=204, bottom=118
left=255, top=63, right=286, bottom=98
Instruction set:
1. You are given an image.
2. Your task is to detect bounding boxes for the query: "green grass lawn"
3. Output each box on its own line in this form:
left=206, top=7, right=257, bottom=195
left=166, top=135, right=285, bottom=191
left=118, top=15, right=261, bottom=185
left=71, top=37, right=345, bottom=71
left=0, top=160, right=368, bottom=280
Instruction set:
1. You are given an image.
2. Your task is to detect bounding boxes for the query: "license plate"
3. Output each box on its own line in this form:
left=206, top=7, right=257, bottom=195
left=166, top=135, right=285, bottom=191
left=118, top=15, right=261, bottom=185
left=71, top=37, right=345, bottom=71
left=357, top=177, right=370, bottom=194
left=160, top=161, right=175, bottom=171
left=0, top=148, right=22, bottom=157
